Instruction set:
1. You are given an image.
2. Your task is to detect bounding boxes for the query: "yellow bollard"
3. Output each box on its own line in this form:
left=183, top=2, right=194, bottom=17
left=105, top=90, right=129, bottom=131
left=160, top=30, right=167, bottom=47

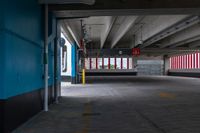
left=82, top=69, right=86, bottom=85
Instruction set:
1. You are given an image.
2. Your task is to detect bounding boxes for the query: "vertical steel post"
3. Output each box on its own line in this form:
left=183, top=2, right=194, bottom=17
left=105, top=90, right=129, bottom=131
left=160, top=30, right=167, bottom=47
left=132, top=57, right=134, bottom=69
left=178, top=56, right=180, bottom=69
left=180, top=56, right=182, bottom=69
left=184, top=55, right=186, bottom=69
left=114, top=57, right=117, bottom=69
left=90, top=58, right=92, bottom=69
left=127, top=57, right=129, bottom=69
left=186, top=55, right=188, bottom=69
left=196, top=52, right=199, bottom=69
left=44, top=4, right=49, bottom=112
left=191, top=54, right=193, bottom=69
left=121, top=57, right=123, bottom=69
left=108, top=58, right=110, bottom=69
left=173, top=57, right=175, bottom=69
left=96, top=57, right=98, bottom=69
left=171, top=57, right=173, bottom=69
left=187, top=54, right=189, bottom=69
left=54, top=31, right=58, bottom=103
left=102, top=57, right=104, bottom=69
left=198, top=52, right=200, bottom=69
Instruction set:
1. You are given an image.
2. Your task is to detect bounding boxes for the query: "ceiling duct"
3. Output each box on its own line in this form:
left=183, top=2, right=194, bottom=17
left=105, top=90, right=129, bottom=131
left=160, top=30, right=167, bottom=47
left=38, top=0, right=95, bottom=5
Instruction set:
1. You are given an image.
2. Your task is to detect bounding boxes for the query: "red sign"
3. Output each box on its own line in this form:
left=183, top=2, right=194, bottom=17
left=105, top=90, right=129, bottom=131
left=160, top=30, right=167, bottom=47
left=132, top=48, right=140, bottom=56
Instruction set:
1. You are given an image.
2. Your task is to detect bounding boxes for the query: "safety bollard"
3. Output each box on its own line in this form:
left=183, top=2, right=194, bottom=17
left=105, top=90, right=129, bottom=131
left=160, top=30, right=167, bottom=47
left=82, top=69, right=86, bottom=85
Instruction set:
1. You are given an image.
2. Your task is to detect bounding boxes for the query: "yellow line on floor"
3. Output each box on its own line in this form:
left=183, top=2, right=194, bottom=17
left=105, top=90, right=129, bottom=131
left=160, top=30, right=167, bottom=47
left=75, top=103, right=92, bottom=133
left=159, top=92, right=176, bottom=99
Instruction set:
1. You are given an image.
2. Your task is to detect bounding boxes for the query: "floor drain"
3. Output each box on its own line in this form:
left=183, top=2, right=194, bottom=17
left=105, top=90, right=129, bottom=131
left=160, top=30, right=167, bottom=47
left=82, top=113, right=101, bottom=116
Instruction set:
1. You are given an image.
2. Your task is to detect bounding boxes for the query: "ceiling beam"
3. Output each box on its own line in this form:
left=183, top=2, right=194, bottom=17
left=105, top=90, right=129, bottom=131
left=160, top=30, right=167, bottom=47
left=54, top=9, right=200, bottom=18
left=142, top=48, right=199, bottom=52
left=110, top=16, right=138, bottom=49
left=159, top=23, right=200, bottom=48
left=170, top=35, right=200, bottom=48
left=63, top=20, right=81, bottom=47
left=100, top=16, right=116, bottom=49
left=189, top=40, right=200, bottom=48
left=49, top=0, right=200, bottom=11
left=61, top=22, right=74, bottom=44
left=141, top=16, right=200, bottom=48
left=141, top=48, right=200, bottom=56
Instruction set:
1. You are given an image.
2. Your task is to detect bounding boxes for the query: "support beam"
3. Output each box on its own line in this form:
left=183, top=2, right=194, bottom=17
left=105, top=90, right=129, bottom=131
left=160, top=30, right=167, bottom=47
left=101, top=16, right=116, bottom=49
left=49, top=0, right=200, bottom=12
left=63, top=20, right=81, bottom=47
left=170, top=35, right=200, bottom=48
left=55, top=9, right=200, bottom=18
left=61, top=21, right=75, bottom=45
left=160, top=24, right=200, bottom=48
left=141, top=48, right=199, bottom=56
left=121, top=57, right=123, bottom=69
left=111, top=16, right=138, bottom=48
left=44, top=4, right=49, bottom=112
left=114, top=57, right=117, bottom=69
left=142, top=48, right=199, bottom=52
left=141, top=16, right=199, bottom=48
left=189, top=40, right=200, bottom=48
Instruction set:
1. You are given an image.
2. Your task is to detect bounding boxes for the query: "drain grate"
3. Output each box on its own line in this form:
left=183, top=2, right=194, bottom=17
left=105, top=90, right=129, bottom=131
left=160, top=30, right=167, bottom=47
left=82, top=113, right=101, bottom=116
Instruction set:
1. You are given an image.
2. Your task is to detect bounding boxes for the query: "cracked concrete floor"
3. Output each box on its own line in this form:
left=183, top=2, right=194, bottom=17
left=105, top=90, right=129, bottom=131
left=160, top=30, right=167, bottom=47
left=14, top=76, right=200, bottom=133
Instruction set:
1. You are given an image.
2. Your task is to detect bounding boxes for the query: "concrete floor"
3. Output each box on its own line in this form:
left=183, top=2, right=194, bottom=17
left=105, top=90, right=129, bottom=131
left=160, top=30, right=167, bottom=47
left=14, top=76, right=200, bottom=133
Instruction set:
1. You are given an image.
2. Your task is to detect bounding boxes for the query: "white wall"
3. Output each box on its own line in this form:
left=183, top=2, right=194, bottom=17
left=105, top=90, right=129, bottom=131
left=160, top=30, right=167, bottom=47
left=61, top=33, right=72, bottom=76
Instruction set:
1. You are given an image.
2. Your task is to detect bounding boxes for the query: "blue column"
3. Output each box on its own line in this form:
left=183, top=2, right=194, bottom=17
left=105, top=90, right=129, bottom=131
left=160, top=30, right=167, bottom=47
left=0, top=32, right=5, bottom=99
left=71, top=42, right=77, bottom=84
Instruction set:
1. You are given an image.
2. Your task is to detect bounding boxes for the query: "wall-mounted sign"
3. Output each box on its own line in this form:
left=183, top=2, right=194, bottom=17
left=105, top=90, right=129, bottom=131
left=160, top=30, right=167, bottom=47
left=132, top=48, right=140, bottom=56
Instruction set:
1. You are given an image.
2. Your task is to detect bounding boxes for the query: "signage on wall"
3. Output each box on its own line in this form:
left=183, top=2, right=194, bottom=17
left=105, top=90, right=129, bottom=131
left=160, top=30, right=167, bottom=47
left=132, top=48, right=141, bottom=56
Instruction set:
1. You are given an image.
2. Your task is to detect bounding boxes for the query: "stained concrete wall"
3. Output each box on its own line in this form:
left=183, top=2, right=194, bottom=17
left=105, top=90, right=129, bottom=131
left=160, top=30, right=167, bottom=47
left=137, top=60, right=164, bottom=76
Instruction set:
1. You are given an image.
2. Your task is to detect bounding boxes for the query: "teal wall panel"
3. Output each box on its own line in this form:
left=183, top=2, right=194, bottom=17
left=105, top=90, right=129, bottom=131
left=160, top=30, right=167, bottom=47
left=0, top=32, right=5, bottom=99
left=0, top=0, right=60, bottom=99
left=3, top=32, right=44, bottom=98
left=3, top=0, right=43, bottom=47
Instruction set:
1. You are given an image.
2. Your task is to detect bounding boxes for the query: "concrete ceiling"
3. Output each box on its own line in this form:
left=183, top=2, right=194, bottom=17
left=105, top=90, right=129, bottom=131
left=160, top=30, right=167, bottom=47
left=43, top=0, right=200, bottom=56
left=61, top=14, right=200, bottom=51
left=50, top=0, right=200, bottom=17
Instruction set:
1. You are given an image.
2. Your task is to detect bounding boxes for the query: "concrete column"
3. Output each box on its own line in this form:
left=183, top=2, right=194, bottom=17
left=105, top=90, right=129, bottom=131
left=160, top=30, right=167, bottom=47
left=132, top=56, right=138, bottom=71
left=164, top=55, right=170, bottom=75
left=71, top=43, right=77, bottom=84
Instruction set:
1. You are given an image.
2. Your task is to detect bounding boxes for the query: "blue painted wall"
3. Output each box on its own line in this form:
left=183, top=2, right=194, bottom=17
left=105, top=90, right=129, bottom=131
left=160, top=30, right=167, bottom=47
left=0, top=0, right=60, bottom=99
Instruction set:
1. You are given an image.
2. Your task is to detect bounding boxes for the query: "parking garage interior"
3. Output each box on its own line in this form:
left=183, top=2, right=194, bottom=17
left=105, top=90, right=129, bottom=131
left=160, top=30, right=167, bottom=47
left=1, top=0, right=200, bottom=133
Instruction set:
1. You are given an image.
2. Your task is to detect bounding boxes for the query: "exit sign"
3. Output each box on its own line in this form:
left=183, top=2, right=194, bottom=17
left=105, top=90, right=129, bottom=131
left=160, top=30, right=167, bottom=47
left=132, top=48, right=140, bottom=56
